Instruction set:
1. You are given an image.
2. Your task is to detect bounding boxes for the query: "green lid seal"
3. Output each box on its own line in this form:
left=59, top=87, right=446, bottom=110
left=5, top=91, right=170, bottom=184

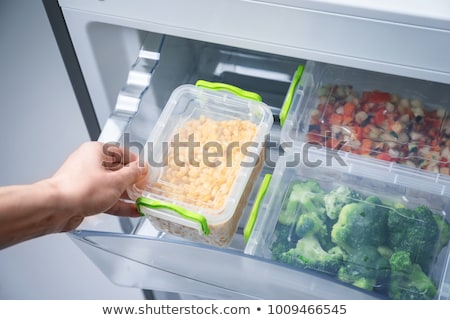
left=136, top=197, right=210, bottom=235
left=195, top=80, right=262, bottom=102
left=243, top=173, right=272, bottom=242
left=280, top=65, right=304, bottom=126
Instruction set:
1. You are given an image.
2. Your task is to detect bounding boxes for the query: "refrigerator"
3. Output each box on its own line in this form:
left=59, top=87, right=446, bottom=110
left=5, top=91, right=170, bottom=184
left=42, top=0, right=450, bottom=299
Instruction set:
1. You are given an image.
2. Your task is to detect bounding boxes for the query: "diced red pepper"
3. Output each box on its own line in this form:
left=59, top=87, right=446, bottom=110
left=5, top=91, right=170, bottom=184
left=364, top=90, right=391, bottom=104
left=374, top=109, right=386, bottom=127
left=328, top=113, right=343, bottom=125
left=353, top=126, right=364, bottom=141
left=375, top=152, right=391, bottom=162
left=424, top=109, right=441, bottom=119
left=424, top=118, right=442, bottom=129
left=360, top=139, right=373, bottom=154
left=343, top=102, right=356, bottom=116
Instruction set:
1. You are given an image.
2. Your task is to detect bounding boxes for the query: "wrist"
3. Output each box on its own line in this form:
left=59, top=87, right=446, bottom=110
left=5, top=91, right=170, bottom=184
left=0, top=179, right=85, bottom=249
left=34, top=178, right=84, bottom=233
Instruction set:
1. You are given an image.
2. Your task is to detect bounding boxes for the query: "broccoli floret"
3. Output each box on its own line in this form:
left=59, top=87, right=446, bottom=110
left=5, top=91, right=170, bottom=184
left=270, top=223, right=298, bottom=260
left=295, top=209, right=327, bottom=238
left=337, top=246, right=390, bottom=291
left=289, top=179, right=325, bottom=200
left=352, top=278, right=377, bottom=291
left=279, top=234, right=344, bottom=275
left=388, top=250, right=437, bottom=300
left=328, top=245, right=348, bottom=261
left=389, top=250, right=413, bottom=273
left=433, top=214, right=450, bottom=252
left=331, top=196, right=388, bottom=252
left=387, top=205, right=440, bottom=273
left=278, top=200, right=300, bottom=226
left=278, top=180, right=328, bottom=240
left=289, top=180, right=325, bottom=215
left=274, top=180, right=331, bottom=265
left=324, top=185, right=362, bottom=220
left=278, top=180, right=325, bottom=227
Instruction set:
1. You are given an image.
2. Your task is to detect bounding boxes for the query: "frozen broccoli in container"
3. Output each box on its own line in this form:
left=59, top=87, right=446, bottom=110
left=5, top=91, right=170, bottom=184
left=331, top=196, right=389, bottom=252
left=276, top=180, right=330, bottom=246
left=269, top=180, right=450, bottom=300
left=434, top=214, right=450, bottom=252
left=279, top=234, right=346, bottom=275
left=387, top=205, right=441, bottom=273
left=324, top=185, right=362, bottom=220
left=388, top=251, right=437, bottom=300
left=270, top=224, right=299, bottom=261
left=337, top=246, right=390, bottom=291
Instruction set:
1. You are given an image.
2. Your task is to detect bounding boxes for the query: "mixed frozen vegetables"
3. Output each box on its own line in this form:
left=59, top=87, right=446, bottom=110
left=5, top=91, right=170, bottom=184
left=270, top=179, right=450, bottom=300
left=307, top=85, right=450, bottom=174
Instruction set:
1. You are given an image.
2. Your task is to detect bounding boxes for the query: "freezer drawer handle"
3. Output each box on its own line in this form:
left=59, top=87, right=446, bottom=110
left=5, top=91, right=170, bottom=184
left=280, top=65, right=305, bottom=126
left=136, top=197, right=211, bottom=235
left=195, top=80, right=262, bottom=102
left=244, top=173, right=272, bottom=242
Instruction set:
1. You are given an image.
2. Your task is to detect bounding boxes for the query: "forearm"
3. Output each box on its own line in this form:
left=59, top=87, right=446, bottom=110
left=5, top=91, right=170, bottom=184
left=0, top=142, right=146, bottom=249
left=0, top=179, right=80, bottom=249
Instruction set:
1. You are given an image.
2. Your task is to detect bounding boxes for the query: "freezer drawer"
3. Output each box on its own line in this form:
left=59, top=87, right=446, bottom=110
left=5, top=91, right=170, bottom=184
left=72, top=227, right=375, bottom=299
left=65, top=25, right=450, bottom=299
left=71, top=32, right=375, bottom=299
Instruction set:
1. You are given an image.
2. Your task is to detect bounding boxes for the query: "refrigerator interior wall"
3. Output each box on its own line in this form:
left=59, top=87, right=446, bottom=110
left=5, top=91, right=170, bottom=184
left=60, top=0, right=450, bottom=143
left=60, top=0, right=450, bottom=85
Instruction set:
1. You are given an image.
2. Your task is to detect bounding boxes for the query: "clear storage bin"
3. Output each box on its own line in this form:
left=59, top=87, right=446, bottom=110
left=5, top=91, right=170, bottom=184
left=127, top=82, right=273, bottom=247
left=245, top=153, right=450, bottom=300
left=280, top=61, right=450, bottom=175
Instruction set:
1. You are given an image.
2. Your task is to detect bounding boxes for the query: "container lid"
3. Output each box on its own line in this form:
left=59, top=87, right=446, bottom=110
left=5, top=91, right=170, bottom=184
left=281, top=61, right=450, bottom=176
left=130, top=81, right=273, bottom=234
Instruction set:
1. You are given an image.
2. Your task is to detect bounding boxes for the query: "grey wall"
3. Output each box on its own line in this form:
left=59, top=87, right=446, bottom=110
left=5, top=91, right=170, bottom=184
left=0, top=0, right=143, bottom=299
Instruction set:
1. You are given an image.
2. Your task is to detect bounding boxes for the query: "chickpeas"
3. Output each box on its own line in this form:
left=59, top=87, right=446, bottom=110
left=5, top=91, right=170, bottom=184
left=150, top=116, right=257, bottom=212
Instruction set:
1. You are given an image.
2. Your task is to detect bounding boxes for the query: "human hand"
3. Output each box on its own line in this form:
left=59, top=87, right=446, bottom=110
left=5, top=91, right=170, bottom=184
left=49, top=141, right=148, bottom=231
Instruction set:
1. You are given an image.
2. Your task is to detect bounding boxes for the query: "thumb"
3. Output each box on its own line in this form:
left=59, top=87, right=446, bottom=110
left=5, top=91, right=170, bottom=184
left=112, top=161, right=148, bottom=189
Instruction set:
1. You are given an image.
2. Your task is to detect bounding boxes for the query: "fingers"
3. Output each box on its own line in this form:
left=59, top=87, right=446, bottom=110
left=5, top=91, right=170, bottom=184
left=102, top=143, right=139, bottom=167
left=112, top=161, right=149, bottom=190
left=106, top=199, right=141, bottom=217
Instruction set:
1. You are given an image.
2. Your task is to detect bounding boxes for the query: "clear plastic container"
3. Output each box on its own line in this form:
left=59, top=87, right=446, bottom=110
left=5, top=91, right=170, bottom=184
left=281, top=61, right=450, bottom=175
left=245, top=153, right=450, bottom=300
left=128, top=82, right=273, bottom=247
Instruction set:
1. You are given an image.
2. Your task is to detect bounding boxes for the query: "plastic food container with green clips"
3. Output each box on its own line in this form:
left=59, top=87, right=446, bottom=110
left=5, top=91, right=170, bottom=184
left=127, top=81, right=273, bottom=247
left=280, top=61, right=450, bottom=176
left=245, top=152, right=450, bottom=300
